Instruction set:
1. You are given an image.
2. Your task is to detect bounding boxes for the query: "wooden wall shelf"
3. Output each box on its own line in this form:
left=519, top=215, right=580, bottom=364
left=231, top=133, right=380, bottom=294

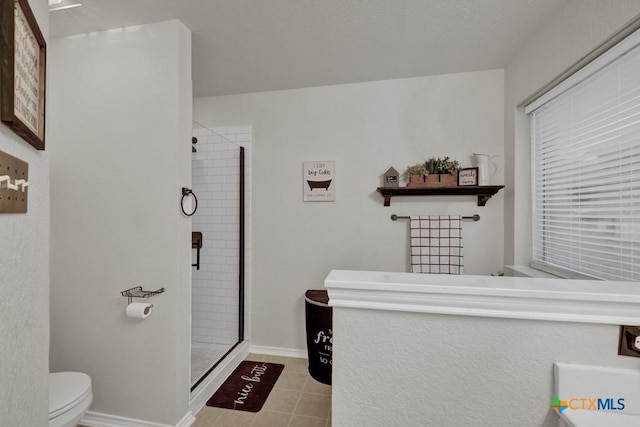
left=376, top=186, right=504, bottom=207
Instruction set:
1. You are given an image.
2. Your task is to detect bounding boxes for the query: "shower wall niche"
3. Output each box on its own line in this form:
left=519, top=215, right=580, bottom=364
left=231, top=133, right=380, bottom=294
left=190, top=124, right=251, bottom=387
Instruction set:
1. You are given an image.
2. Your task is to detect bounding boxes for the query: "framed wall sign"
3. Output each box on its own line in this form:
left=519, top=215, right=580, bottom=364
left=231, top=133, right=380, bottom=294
left=0, top=0, right=46, bottom=150
left=303, top=161, right=335, bottom=202
left=457, top=167, right=479, bottom=186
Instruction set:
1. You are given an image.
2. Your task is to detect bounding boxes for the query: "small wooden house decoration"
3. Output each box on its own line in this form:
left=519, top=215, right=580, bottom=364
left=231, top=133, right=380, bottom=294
left=383, top=167, right=399, bottom=188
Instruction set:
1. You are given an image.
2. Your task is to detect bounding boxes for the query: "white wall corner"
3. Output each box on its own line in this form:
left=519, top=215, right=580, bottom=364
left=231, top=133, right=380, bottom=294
left=49, top=19, right=193, bottom=425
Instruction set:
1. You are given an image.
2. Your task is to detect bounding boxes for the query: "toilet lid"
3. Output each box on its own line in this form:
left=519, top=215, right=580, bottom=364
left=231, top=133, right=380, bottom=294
left=49, top=372, right=92, bottom=419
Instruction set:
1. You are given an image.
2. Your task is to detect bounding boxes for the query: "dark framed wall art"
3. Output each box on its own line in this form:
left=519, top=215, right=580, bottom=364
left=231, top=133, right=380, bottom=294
left=0, top=0, right=46, bottom=150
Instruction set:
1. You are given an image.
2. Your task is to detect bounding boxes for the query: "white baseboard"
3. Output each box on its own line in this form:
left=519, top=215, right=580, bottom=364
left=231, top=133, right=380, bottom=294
left=189, top=340, right=250, bottom=417
left=249, top=344, right=307, bottom=359
left=81, top=410, right=195, bottom=427
left=78, top=343, right=305, bottom=426
left=176, top=412, right=196, bottom=427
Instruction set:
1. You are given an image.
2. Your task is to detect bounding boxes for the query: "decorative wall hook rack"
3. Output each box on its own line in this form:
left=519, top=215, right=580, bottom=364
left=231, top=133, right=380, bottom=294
left=121, top=286, right=165, bottom=305
left=0, top=150, right=29, bottom=213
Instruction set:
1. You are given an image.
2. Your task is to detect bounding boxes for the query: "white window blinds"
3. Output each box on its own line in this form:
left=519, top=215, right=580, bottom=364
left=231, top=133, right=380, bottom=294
left=528, top=30, right=640, bottom=281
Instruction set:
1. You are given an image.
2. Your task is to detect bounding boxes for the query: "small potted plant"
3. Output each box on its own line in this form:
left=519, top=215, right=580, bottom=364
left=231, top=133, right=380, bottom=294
left=424, top=157, right=460, bottom=187
left=403, top=163, right=429, bottom=187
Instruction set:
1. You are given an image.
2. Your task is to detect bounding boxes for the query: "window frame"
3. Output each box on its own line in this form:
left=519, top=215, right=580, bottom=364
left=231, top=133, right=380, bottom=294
left=525, top=27, right=640, bottom=281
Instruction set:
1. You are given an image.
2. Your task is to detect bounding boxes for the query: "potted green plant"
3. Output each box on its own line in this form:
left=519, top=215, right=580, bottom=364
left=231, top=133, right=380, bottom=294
left=403, top=163, right=429, bottom=187
left=424, top=157, right=460, bottom=187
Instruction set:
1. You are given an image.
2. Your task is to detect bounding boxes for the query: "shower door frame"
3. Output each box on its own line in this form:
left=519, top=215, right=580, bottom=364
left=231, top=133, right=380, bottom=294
left=190, top=145, right=245, bottom=393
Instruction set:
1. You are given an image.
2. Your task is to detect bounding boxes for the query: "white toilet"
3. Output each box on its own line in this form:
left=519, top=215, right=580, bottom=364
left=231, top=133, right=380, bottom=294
left=49, top=372, right=93, bottom=427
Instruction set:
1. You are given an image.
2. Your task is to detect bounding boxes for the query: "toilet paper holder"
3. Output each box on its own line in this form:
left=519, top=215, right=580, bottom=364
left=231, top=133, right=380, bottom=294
left=121, top=286, right=165, bottom=305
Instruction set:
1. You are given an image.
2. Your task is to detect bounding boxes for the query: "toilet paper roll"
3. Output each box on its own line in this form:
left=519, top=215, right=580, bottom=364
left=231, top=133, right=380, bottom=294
left=126, top=302, right=153, bottom=319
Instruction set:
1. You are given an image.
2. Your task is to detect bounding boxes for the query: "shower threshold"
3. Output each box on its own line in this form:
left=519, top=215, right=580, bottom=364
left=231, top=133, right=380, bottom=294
left=190, top=341, right=242, bottom=390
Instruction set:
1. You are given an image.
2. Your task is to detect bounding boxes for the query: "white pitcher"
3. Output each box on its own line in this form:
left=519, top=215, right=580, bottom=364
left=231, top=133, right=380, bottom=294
left=473, top=153, right=501, bottom=186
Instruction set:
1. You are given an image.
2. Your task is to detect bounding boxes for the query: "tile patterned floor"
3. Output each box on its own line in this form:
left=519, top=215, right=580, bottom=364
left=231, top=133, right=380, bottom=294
left=193, top=354, right=332, bottom=427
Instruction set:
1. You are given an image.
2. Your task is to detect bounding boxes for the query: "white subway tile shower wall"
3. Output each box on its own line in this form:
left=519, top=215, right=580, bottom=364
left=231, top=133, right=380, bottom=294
left=191, top=126, right=251, bottom=345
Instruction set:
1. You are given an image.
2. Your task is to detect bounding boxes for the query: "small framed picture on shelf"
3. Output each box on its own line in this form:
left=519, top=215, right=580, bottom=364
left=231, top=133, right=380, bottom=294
left=457, top=167, right=479, bottom=186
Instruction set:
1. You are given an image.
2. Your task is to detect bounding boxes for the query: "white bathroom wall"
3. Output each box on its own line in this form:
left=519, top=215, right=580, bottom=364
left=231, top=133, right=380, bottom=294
left=332, top=308, right=640, bottom=427
left=503, top=0, right=640, bottom=266
left=48, top=20, right=193, bottom=425
left=191, top=126, right=252, bottom=345
left=0, top=2, right=49, bottom=426
left=194, top=69, right=504, bottom=352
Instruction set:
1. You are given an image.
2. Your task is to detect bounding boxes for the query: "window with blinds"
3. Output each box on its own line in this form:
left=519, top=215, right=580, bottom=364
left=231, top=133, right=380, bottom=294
left=527, top=30, right=640, bottom=282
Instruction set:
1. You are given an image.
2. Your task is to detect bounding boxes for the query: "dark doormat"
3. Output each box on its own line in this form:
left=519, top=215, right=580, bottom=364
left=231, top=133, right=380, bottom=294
left=206, top=361, right=285, bottom=412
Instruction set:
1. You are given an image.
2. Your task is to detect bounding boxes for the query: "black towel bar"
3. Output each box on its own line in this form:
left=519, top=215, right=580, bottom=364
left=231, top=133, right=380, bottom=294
left=390, top=214, right=480, bottom=221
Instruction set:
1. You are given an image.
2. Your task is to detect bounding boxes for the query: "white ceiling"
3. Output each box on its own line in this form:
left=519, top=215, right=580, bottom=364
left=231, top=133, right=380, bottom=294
left=49, top=0, right=562, bottom=98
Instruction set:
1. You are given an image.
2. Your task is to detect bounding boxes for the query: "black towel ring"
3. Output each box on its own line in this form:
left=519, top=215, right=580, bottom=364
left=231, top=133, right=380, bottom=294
left=181, top=187, right=198, bottom=217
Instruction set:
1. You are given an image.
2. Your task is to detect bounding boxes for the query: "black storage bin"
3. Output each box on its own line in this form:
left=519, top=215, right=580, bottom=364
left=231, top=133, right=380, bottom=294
left=305, top=289, right=332, bottom=385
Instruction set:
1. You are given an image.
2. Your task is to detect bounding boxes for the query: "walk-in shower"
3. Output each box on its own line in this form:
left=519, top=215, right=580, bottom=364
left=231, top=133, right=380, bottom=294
left=190, top=122, right=251, bottom=391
